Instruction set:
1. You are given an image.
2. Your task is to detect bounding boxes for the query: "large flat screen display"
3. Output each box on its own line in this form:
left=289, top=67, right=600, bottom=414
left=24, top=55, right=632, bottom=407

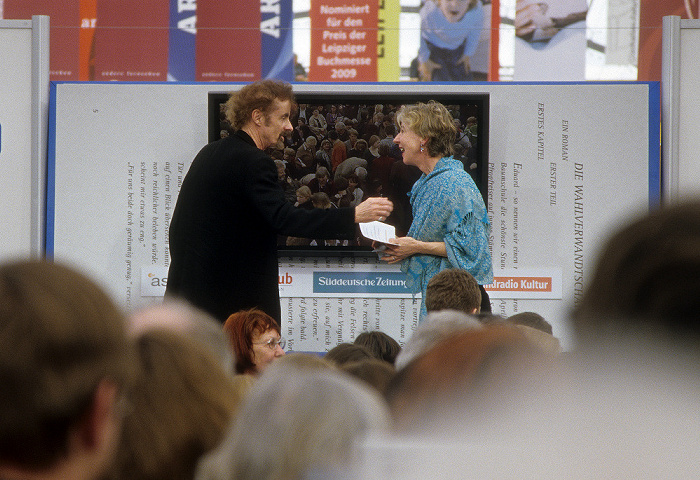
left=208, top=84, right=489, bottom=256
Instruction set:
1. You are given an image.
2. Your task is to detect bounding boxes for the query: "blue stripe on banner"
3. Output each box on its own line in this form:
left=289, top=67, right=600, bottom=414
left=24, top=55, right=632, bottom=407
left=261, top=0, right=293, bottom=80
left=168, top=0, right=196, bottom=81
left=313, top=271, right=410, bottom=295
left=647, top=81, right=661, bottom=208
left=45, top=83, right=59, bottom=258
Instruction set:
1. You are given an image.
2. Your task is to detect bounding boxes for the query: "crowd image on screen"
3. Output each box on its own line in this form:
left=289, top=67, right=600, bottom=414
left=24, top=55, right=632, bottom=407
left=218, top=100, right=483, bottom=249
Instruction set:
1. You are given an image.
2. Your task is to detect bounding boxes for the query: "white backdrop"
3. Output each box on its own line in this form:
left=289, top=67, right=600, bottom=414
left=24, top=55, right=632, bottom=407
left=0, top=16, right=49, bottom=261
left=48, top=82, right=659, bottom=351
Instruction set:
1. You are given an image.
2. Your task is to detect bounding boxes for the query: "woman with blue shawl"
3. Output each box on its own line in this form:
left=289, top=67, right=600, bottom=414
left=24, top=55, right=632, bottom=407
left=380, top=101, right=493, bottom=317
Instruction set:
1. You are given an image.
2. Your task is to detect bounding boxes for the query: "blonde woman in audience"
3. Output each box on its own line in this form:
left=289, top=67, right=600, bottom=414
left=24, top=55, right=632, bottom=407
left=195, top=362, right=391, bottom=480
left=105, top=329, right=242, bottom=480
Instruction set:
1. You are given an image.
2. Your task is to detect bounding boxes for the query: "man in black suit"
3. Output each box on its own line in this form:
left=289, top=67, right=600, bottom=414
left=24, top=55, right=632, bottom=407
left=166, top=80, right=392, bottom=325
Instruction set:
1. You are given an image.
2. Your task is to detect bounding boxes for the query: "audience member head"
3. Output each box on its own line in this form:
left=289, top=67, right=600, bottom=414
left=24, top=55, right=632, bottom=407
left=504, top=309, right=560, bottom=356
left=106, top=328, right=241, bottom=480
left=311, top=192, right=332, bottom=209
left=223, top=308, right=285, bottom=375
left=353, top=330, right=401, bottom=364
left=304, top=136, right=317, bottom=148
left=334, top=175, right=349, bottom=192
left=195, top=363, right=390, bottom=480
left=315, top=166, right=330, bottom=180
left=296, top=185, right=312, bottom=205
left=325, top=342, right=374, bottom=366
left=425, top=268, right=482, bottom=315
left=273, top=352, right=335, bottom=371
left=347, top=172, right=361, bottom=189
left=377, top=142, right=392, bottom=157
left=225, top=80, right=295, bottom=131
left=474, top=312, right=508, bottom=326
left=384, top=123, right=396, bottom=138
left=394, top=309, right=483, bottom=370
left=386, top=325, right=553, bottom=434
left=0, top=260, right=136, bottom=480
left=340, top=359, right=396, bottom=396
left=571, top=201, right=700, bottom=347
left=273, top=160, right=287, bottom=180
left=129, top=299, right=234, bottom=374
left=507, top=311, right=553, bottom=334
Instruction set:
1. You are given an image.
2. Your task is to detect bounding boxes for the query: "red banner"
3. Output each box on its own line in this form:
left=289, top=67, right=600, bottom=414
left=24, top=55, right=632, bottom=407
left=4, top=0, right=81, bottom=80
left=92, top=0, right=169, bottom=81
left=638, top=0, right=697, bottom=81
left=309, top=0, right=378, bottom=82
left=196, top=0, right=260, bottom=81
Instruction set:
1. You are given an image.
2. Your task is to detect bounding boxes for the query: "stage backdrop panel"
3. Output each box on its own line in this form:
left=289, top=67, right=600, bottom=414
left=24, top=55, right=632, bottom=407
left=662, top=17, right=700, bottom=203
left=0, top=17, right=49, bottom=262
left=48, top=82, right=659, bottom=351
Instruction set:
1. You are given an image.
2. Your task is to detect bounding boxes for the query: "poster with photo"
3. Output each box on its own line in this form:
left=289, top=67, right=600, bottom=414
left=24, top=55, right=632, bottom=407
left=415, top=0, right=491, bottom=81
left=513, top=0, right=589, bottom=81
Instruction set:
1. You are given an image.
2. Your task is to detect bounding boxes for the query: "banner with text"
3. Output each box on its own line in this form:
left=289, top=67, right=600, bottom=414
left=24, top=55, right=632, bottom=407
left=3, top=0, right=82, bottom=80
left=3, top=0, right=293, bottom=82
left=637, top=0, right=693, bottom=81
left=377, top=0, right=400, bottom=81
left=309, top=0, right=378, bottom=81
left=140, top=264, right=562, bottom=300
left=93, top=0, right=169, bottom=81
left=196, top=0, right=260, bottom=81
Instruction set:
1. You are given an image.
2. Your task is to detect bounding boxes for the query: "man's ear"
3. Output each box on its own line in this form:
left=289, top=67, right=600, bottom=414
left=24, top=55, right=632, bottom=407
left=251, top=108, right=264, bottom=126
left=77, top=380, right=120, bottom=450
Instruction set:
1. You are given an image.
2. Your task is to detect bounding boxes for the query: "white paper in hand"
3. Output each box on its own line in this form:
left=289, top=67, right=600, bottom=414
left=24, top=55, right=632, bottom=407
left=359, top=221, right=399, bottom=245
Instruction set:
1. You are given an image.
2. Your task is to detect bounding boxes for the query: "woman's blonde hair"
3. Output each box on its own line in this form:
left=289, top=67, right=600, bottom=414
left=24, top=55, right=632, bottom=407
left=396, top=100, right=457, bottom=158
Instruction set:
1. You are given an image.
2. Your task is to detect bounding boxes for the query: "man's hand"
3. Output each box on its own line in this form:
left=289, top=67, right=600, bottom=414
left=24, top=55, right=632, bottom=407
left=354, top=197, right=393, bottom=224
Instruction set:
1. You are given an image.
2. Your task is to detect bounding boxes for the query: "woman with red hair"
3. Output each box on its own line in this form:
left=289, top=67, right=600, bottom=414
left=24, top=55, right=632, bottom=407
left=223, top=308, right=285, bottom=375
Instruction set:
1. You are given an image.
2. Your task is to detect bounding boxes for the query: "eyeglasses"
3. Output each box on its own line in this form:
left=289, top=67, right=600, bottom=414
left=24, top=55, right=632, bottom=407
left=253, top=337, right=286, bottom=350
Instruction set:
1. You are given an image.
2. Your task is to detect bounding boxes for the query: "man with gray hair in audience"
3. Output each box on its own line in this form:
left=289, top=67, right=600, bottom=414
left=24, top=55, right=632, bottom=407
left=394, top=310, right=483, bottom=370
left=129, top=299, right=235, bottom=374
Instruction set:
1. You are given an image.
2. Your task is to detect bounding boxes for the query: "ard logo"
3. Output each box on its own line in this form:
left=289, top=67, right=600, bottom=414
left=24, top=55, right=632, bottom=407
left=148, top=272, right=168, bottom=287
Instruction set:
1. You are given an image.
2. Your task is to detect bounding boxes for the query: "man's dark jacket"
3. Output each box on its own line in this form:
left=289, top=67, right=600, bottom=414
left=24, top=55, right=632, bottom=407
left=166, top=130, right=355, bottom=323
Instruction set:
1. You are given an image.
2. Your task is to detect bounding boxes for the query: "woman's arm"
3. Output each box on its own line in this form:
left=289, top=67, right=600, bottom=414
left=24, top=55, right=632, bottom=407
left=380, top=236, right=446, bottom=264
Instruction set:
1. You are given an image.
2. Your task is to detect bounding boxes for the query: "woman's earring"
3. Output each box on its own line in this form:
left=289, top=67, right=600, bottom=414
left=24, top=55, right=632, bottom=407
left=420, top=144, right=425, bottom=153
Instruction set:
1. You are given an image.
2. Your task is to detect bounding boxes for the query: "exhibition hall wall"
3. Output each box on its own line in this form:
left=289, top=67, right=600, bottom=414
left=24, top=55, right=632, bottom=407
left=48, top=81, right=659, bottom=351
